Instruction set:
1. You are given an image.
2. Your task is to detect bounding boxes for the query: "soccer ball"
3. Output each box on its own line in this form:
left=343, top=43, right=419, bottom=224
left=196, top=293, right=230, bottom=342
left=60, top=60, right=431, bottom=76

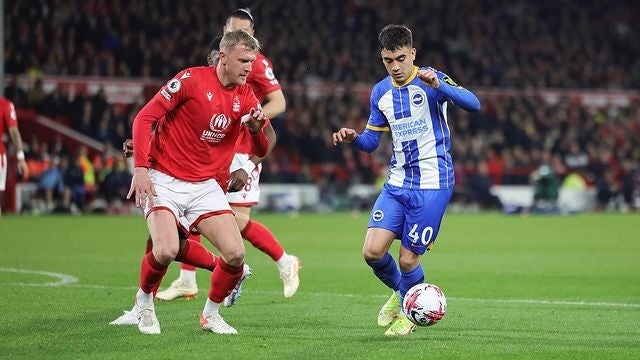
left=402, top=283, right=447, bottom=326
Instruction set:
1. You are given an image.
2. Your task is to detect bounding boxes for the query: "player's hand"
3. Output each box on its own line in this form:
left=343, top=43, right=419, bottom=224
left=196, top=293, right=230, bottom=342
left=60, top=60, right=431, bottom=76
left=332, top=128, right=358, bottom=145
left=245, top=108, right=266, bottom=134
left=17, top=159, right=30, bottom=179
left=227, top=168, right=249, bottom=192
left=127, top=167, right=156, bottom=208
left=417, top=69, right=440, bottom=88
left=122, top=139, right=134, bottom=158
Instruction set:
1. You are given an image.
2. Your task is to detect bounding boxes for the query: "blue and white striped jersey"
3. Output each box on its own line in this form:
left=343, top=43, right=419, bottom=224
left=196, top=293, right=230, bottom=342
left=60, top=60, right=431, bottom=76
left=364, top=66, right=480, bottom=190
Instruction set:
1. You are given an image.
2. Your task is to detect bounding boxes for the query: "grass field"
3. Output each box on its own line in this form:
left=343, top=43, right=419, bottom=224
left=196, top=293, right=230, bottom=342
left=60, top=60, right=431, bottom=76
left=0, top=212, right=639, bottom=359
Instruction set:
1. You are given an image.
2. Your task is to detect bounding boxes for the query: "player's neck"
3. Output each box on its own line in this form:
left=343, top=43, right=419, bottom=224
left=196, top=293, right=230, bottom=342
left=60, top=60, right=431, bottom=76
left=216, top=66, right=235, bottom=89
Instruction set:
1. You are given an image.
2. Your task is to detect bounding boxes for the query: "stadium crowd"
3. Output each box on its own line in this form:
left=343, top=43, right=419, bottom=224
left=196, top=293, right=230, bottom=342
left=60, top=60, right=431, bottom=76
left=3, top=0, right=639, bottom=212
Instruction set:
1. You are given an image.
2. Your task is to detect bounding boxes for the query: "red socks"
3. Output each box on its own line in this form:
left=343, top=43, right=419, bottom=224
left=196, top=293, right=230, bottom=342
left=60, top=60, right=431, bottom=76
left=139, top=252, right=168, bottom=294
left=175, top=235, right=218, bottom=272
left=180, top=234, right=200, bottom=271
left=208, top=259, right=244, bottom=303
left=241, top=220, right=284, bottom=261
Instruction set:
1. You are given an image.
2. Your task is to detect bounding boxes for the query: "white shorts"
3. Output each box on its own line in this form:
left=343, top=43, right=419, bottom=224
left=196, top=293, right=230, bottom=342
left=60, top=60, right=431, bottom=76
left=146, top=169, right=232, bottom=234
left=226, top=153, right=262, bottom=206
left=0, top=153, right=7, bottom=191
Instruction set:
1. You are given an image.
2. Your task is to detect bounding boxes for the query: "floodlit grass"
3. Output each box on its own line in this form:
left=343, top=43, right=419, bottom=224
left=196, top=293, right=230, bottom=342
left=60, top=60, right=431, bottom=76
left=0, top=212, right=638, bottom=359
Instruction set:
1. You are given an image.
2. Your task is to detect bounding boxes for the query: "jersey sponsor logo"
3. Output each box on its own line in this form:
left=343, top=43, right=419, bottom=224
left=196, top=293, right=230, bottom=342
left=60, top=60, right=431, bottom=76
left=201, top=114, right=232, bottom=143
left=411, top=92, right=425, bottom=106
left=233, top=96, right=240, bottom=112
left=390, top=118, right=428, bottom=137
left=160, top=89, right=172, bottom=101
left=180, top=71, right=191, bottom=79
left=372, top=209, right=384, bottom=221
left=166, top=79, right=181, bottom=93
left=442, top=76, right=460, bottom=87
left=207, top=92, right=213, bottom=101
left=210, top=114, right=231, bottom=131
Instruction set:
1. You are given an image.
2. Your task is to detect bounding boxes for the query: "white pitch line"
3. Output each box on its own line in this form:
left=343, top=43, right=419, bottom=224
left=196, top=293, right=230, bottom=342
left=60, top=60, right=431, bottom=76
left=0, top=267, right=78, bottom=287
left=2, top=268, right=638, bottom=309
left=450, top=297, right=640, bottom=308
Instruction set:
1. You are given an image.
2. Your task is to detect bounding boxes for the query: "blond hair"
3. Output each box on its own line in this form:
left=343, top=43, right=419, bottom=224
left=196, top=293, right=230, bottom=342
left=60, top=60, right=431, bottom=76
left=220, top=29, right=261, bottom=53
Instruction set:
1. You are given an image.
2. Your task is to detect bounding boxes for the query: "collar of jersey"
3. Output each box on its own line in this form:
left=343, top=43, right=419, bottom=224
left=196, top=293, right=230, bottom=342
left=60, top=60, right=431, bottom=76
left=391, top=66, right=418, bottom=87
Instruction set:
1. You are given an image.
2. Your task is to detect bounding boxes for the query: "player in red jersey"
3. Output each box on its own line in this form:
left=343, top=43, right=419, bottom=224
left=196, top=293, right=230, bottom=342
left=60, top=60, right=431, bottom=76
left=126, top=29, right=270, bottom=335
left=0, top=96, right=29, bottom=217
left=156, top=8, right=300, bottom=304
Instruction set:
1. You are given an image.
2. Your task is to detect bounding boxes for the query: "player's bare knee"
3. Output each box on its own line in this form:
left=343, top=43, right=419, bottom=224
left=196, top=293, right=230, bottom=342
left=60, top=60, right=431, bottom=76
left=362, top=248, right=385, bottom=262
left=224, top=251, right=245, bottom=267
left=398, top=256, right=419, bottom=272
left=152, top=244, right=179, bottom=265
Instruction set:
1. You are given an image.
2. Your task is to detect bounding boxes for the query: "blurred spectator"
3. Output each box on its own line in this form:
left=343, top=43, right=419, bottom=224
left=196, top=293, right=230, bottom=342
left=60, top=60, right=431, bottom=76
left=26, top=78, right=46, bottom=110
left=33, top=156, right=64, bottom=213
left=4, top=76, right=28, bottom=108
left=468, top=161, right=503, bottom=210
left=39, top=85, right=71, bottom=119
left=76, top=146, right=96, bottom=194
left=531, top=164, right=561, bottom=213
left=100, top=159, right=133, bottom=214
left=595, top=169, right=621, bottom=211
left=62, top=154, right=87, bottom=213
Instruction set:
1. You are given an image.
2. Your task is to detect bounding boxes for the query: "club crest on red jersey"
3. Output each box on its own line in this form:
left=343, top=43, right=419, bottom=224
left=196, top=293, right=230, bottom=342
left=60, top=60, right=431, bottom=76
left=233, top=96, right=240, bottom=112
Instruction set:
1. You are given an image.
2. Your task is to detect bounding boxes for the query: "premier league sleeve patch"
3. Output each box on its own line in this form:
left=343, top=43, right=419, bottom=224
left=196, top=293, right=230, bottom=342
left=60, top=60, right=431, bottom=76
left=442, top=76, right=461, bottom=88
left=166, top=79, right=182, bottom=93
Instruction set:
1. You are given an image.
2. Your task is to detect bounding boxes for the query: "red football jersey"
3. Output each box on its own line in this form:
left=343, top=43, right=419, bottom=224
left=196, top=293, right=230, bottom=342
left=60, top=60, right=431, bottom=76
left=234, top=52, right=281, bottom=155
left=0, top=97, right=19, bottom=154
left=247, top=52, right=281, bottom=102
left=133, top=66, right=261, bottom=182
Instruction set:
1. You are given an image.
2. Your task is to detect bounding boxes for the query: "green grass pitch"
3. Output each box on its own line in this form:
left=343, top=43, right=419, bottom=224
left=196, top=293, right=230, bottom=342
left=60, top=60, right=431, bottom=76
left=0, top=212, right=638, bottom=359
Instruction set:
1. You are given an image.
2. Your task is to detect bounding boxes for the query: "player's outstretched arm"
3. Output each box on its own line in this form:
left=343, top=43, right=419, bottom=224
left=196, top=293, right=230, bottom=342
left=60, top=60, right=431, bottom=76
left=332, top=128, right=358, bottom=145
left=417, top=69, right=481, bottom=112
left=334, top=127, right=383, bottom=153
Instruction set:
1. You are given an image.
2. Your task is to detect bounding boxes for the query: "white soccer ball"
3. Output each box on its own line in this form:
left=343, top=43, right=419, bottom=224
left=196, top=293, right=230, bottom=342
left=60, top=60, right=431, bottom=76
left=402, top=283, right=447, bottom=326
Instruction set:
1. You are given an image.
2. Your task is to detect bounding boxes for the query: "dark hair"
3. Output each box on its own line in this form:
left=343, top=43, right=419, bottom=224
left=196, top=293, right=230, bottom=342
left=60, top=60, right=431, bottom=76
left=227, top=8, right=255, bottom=27
left=208, top=35, right=223, bottom=54
left=378, top=24, right=412, bottom=51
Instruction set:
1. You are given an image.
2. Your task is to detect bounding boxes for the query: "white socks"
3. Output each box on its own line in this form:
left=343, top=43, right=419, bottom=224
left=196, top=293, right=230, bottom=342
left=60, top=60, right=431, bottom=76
left=275, top=253, right=292, bottom=271
left=202, top=298, right=221, bottom=317
left=136, top=288, right=153, bottom=306
left=179, top=269, right=197, bottom=287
